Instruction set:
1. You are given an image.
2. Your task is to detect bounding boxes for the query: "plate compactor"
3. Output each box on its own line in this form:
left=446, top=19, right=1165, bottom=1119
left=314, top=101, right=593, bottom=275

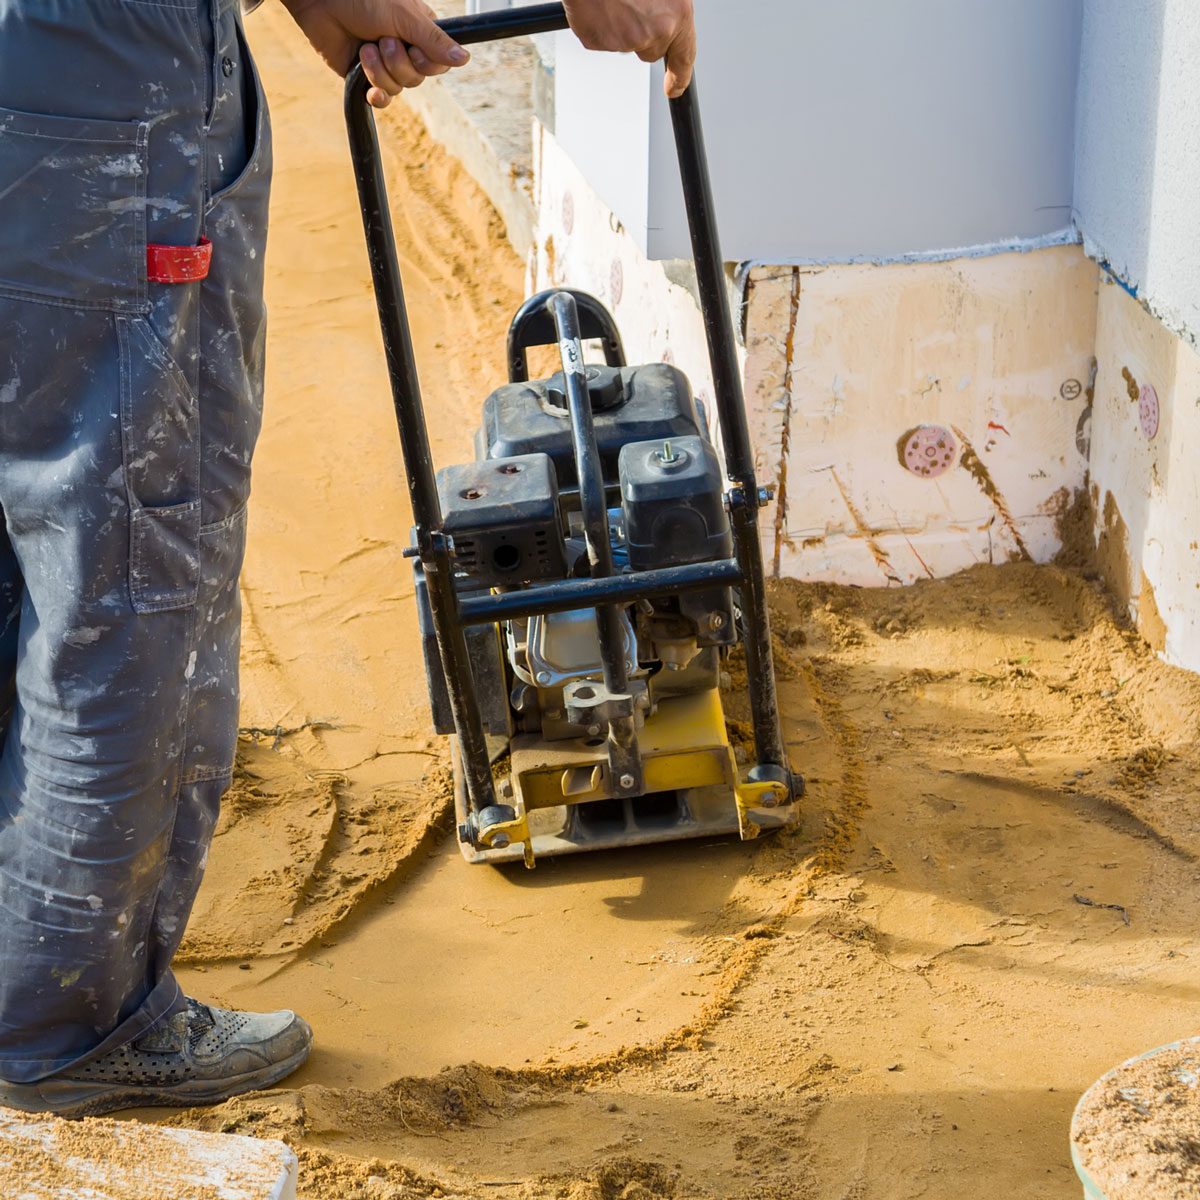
left=345, top=3, right=801, bottom=866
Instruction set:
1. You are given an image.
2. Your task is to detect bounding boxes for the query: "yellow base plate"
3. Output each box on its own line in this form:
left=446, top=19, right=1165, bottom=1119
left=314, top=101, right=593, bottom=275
left=454, top=689, right=795, bottom=866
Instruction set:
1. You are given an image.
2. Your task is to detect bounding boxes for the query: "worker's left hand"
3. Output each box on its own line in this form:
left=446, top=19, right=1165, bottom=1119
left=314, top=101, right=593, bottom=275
left=281, top=0, right=471, bottom=108
left=563, top=0, right=696, bottom=99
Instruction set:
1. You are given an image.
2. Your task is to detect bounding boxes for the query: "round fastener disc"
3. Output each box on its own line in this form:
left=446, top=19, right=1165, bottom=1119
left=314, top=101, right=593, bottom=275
left=902, top=425, right=959, bottom=479
left=1139, top=384, right=1159, bottom=440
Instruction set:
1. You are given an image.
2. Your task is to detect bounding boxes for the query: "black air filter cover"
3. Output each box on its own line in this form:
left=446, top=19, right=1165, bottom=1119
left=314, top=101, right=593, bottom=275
left=619, top=435, right=731, bottom=571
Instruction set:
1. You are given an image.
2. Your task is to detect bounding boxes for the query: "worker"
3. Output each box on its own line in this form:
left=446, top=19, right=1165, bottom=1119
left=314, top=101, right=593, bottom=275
left=0, top=0, right=696, bottom=1116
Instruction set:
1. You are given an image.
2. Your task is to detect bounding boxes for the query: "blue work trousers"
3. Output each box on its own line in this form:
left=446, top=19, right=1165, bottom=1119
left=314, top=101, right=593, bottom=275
left=0, top=0, right=271, bottom=1082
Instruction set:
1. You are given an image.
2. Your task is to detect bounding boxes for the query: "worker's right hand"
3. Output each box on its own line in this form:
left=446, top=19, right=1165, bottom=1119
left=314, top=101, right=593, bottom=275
left=563, top=0, right=696, bottom=99
left=281, top=0, right=471, bottom=108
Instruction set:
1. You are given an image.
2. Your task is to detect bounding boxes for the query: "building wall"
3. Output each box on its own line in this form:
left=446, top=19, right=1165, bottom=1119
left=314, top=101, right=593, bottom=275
left=524, top=2, right=1200, bottom=671
left=1087, top=280, right=1200, bottom=672
left=554, top=0, right=1082, bottom=262
left=745, top=250, right=1099, bottom=585
left=1074, top=0, right=1200, bottom=349
left=529, top=125, right=716, bottom=396
left=531, top=128, right=1100, bottom=587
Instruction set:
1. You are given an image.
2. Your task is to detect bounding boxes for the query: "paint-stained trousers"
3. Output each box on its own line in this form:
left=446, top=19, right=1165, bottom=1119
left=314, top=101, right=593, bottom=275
left=0, top=0, right=271, bottom=1082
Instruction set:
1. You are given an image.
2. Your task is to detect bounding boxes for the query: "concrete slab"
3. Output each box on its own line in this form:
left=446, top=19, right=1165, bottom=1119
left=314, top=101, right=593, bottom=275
left=0, top=1106, right=297, bottom=1200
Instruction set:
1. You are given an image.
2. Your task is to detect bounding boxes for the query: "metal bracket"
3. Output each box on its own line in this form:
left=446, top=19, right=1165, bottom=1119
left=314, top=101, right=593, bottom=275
left=404, top=531, right=455, bottom=562
left=725, top=485, right=774, bottom=513
left=733, top=763, right=796, bottom=840
left=460, top=800, right=536, bottom=868
left=562, top=677, right=648, bottom=728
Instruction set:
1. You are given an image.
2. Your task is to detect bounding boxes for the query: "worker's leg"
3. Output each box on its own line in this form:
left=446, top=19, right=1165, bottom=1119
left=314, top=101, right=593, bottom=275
left=0, top=0, right=292, bottom=1090
left=0, top=524, right=18, bottom=739
left=149, top=0, right=276, bottom=1030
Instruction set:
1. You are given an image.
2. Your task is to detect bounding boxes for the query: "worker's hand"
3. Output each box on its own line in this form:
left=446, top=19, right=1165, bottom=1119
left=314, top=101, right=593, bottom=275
left=563, top=0, right=695, bottom=99
left=281, top=0, right=470, bottom=108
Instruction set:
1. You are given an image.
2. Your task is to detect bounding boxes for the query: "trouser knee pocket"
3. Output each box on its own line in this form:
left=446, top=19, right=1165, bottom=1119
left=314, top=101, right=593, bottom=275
left=118, top=316, right=202, bottom=614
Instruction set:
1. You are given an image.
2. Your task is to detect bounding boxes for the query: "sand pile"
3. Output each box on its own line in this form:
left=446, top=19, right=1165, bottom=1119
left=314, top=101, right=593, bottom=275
left=175, top=555, right=1200, bottom=1199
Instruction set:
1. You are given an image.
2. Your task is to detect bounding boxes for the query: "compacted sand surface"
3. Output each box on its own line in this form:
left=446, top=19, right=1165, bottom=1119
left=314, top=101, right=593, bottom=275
left=139, top=11, right=1200, bottom=1198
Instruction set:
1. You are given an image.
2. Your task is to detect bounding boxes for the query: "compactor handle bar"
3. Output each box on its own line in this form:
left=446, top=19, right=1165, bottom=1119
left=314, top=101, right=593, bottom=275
left=343, top=3, right=791, bottom=822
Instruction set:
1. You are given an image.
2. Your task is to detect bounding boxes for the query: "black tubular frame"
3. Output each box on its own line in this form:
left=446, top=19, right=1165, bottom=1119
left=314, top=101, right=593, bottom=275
left=548, top=291, right=642, bottom=793
left=459, top=559, right=744, bottom=626
left=344, top=2, right=793, bottom=830
left=507, top=287, right=625, bottom=384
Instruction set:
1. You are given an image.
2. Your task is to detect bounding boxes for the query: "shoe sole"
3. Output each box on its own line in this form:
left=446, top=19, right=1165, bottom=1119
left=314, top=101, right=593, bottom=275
left=1, top=1041, right=313, bottom=1119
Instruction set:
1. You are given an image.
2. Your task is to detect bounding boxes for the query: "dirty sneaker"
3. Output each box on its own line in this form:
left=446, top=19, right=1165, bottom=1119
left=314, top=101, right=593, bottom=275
left=0, top=999, right=312, bottom=1118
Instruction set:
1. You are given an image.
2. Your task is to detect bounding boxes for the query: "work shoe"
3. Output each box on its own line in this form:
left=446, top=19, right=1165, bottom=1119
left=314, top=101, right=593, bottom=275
left=0, top=998, right=313, bottom=1118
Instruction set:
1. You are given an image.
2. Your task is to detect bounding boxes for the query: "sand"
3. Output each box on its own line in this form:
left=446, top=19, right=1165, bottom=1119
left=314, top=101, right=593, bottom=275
left=140, top=9, right=1200, bottom=1199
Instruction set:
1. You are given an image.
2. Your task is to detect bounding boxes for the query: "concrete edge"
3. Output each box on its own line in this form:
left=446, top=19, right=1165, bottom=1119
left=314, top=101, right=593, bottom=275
left=401, top=81, right=536, bottom=262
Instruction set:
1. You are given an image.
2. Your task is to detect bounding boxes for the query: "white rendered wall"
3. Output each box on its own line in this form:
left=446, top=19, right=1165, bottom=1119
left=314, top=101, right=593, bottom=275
left=1074, top=0, right=1200, bottom=349
left=555, top=0, right=1082, bottom=263
left=1087, top=281, right=1200, bottom=672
